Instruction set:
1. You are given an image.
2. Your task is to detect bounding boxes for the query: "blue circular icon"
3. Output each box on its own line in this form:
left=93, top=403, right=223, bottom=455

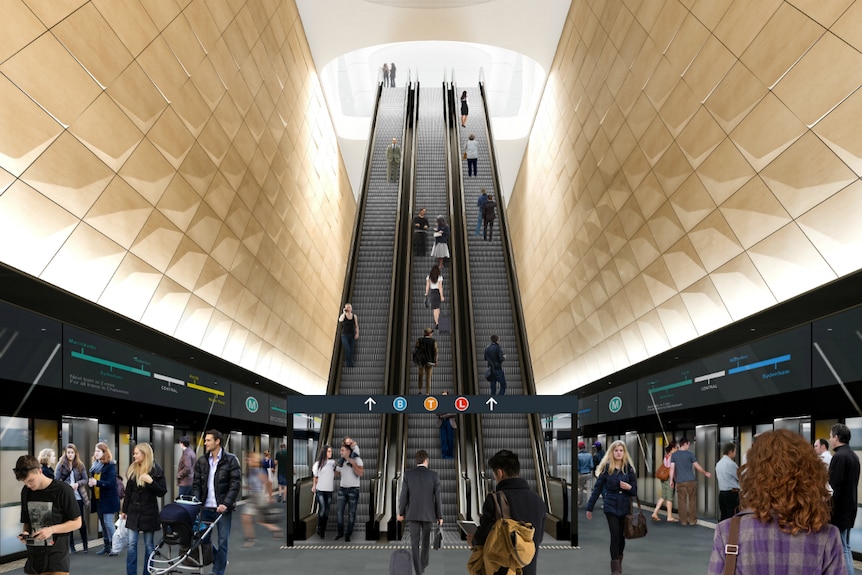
left=609, top=396, right=622, bottom=413
left=393, top=396, right=408, bottom=412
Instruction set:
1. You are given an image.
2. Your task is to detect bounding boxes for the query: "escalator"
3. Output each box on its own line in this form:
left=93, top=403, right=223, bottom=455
left=316, top=84, right=411, bottom=540
left=400, top=84, right=463, bottom=538
left=452, top=84, right=552, bottom=521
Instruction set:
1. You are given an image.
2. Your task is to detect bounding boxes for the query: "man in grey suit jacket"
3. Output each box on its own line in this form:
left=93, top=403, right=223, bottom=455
left=398, top=450, right=443, bottom=575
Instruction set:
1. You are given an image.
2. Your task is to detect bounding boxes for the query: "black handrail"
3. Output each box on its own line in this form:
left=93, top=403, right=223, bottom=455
left=379, top=79, right=420, bottom=539
left=446, top=81, right=486, bottom=523
left=477, top=80, right=552, bottom=509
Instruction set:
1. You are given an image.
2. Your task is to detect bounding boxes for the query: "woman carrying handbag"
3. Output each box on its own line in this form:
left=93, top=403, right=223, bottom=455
left=586, top=440, right=637, bottom=575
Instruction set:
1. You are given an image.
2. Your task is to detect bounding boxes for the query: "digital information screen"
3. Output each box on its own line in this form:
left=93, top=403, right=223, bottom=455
left=287, top=394, right=579, bottom=414
left=638, top=325, right=812, bottom=416
left=231, top=386, right=269, bottom=424
left=269, top=395, right=288, bottom=427
left=0, top=301, right=62, bottom=388
left=63, top=326, right=230, bottom=417
left=597, top=384, right=638, bottom=423
left=578, top=394, right=598, bottom=427
left=812, top=305, right=862, bottom=388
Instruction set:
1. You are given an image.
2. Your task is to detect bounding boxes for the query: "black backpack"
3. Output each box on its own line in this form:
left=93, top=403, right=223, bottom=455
left=412, top=339, right=426, bottom=366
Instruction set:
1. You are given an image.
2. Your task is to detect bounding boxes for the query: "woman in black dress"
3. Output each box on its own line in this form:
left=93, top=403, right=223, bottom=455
left=425, top=265, right=445, bottom=327
left=460, top=91, right=468, bottom=127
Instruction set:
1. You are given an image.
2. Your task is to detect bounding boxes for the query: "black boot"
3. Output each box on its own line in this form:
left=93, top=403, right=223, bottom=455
left=611, top=559, right=622, bottom=575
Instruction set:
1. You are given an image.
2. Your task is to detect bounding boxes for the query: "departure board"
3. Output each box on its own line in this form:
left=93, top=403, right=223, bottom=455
left=812, top=305, right=862, bottom=388
left=269, top=395, right=288, bottom=427
left=0, top=301, right=62, bottom=388
left=63, top=326, right=230, bottom=417
left=638, top=325, right=811, bottom=416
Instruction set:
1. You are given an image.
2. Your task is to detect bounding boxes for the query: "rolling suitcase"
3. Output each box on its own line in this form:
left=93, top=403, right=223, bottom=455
left=389, top=549, right=411, bottom=575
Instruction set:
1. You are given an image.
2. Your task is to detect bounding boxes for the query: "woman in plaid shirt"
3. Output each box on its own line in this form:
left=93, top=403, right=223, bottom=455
left=709, top=429, right=844, bottom=574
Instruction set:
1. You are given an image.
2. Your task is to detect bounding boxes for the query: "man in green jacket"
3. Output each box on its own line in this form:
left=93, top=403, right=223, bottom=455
left=386, top=137, right=401, bottom=183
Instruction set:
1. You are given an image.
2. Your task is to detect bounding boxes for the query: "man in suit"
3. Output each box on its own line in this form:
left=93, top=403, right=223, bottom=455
left=398, top=450, right=443, bottom=575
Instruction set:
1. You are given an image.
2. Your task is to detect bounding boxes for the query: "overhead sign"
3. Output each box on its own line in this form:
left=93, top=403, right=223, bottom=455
left=0, top=300, right=62, bottom=388
left=63, top=325, right=230, bottom=417
left=638, top=325, right=811, bottom=416
left=286, top=394, right=578, bottom=414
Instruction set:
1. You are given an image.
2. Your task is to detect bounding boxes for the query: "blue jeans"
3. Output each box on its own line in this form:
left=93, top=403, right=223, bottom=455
left=489, top=368, right=506, bottom=395
left=317, top=491, right=333, bottom=534
left=201, top=509, right=232, bottom=575
left=99, top=511, right=116, bottom=547
left=467, top=158, right=477, bottom=177
left=126, top=530, right=154, bottom=575
left=336, top=487, right=359, bottom=536
left=475, top=211, right=483, bottom=236
left=440, top=420, right=454, bottom=459
left=341, top=335, right=355, bottom=367
left=840, top=528, right=853, bottom=575
left=177, top=485, right=193, bottom=498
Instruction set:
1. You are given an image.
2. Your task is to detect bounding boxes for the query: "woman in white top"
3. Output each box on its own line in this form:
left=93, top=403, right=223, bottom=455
left=425, top=265, right=445, bottom=328
left=312, top=445, right=337, bottom=538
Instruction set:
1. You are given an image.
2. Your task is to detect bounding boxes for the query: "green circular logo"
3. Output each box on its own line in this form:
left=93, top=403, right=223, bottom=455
left=608, top=396, right=622, bottom=413
left=245, top=396, right=259, bottom=413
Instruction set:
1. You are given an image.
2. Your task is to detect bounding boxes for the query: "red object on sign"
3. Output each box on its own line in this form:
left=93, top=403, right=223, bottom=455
left=455, top=397, right=469, bottom=412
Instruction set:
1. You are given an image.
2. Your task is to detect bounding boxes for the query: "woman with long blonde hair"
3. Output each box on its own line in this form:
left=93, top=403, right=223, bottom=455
left=586, top=440, right=638, bottom=575
left=121, top=443, right=167, bottom=575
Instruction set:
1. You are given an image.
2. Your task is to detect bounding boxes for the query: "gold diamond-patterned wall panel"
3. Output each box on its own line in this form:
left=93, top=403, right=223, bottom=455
left=0, top=0, right=355, bottom=395
left=510, top=0, right=862, bottom=393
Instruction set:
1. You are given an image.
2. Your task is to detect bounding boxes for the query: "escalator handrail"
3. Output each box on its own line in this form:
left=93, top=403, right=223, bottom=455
left=476, top=79, right=552, bottom=508
left=446, top=81, right=487, bottom=521
left=440, top=82, right=473, bottom=525
left=372, top=81, right=417, bottom=530
left=319, top=81, right=386, bottom=445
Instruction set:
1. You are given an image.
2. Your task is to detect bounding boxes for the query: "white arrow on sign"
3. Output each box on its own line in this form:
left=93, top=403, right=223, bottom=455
left=485, top=397, right=497, bottom=411
left=365, top=397, right=377, bottom=411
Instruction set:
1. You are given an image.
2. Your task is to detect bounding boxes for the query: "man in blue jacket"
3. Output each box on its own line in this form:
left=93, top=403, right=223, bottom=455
left=192, top=429, right=241, bottom=575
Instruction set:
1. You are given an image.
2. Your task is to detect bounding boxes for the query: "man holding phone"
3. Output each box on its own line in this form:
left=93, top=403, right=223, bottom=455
left=14, top=454, right=81, bottom=575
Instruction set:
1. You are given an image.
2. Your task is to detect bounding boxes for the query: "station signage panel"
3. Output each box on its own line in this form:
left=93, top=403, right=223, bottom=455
left=231, top=385, right=269, bottom=424
left=269, top=395, right=288, bottom=427
left=638, top=325, right=812, bottom=416
left=577, top=394, right=598, bottom=427
left=812, top=306, right=862, bottom=388
left=0, top=300, right=62, bottom=388
left=63, top=326, right=230, bottom=417
left=597, top=384, right=638, bottom=423
left=286, top=394, right=579, bottom=414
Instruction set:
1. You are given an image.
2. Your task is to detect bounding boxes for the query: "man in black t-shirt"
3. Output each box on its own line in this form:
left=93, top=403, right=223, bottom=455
left=15, top=454, right=81, bottom=575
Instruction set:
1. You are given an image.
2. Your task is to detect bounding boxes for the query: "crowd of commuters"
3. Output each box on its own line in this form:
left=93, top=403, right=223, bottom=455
left=12, top=422, right=862, bottom=575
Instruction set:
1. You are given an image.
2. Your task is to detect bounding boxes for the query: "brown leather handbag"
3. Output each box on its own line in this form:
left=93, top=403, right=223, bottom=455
left=623, top=497, right=648, bottom=539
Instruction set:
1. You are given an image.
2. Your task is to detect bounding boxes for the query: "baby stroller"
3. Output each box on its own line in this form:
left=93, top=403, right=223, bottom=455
left=148, top=497, right=223, bottom=575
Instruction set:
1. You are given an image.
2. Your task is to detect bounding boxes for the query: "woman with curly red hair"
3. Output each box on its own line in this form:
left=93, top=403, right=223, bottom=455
left=708, top=429, right=844, bottom=574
